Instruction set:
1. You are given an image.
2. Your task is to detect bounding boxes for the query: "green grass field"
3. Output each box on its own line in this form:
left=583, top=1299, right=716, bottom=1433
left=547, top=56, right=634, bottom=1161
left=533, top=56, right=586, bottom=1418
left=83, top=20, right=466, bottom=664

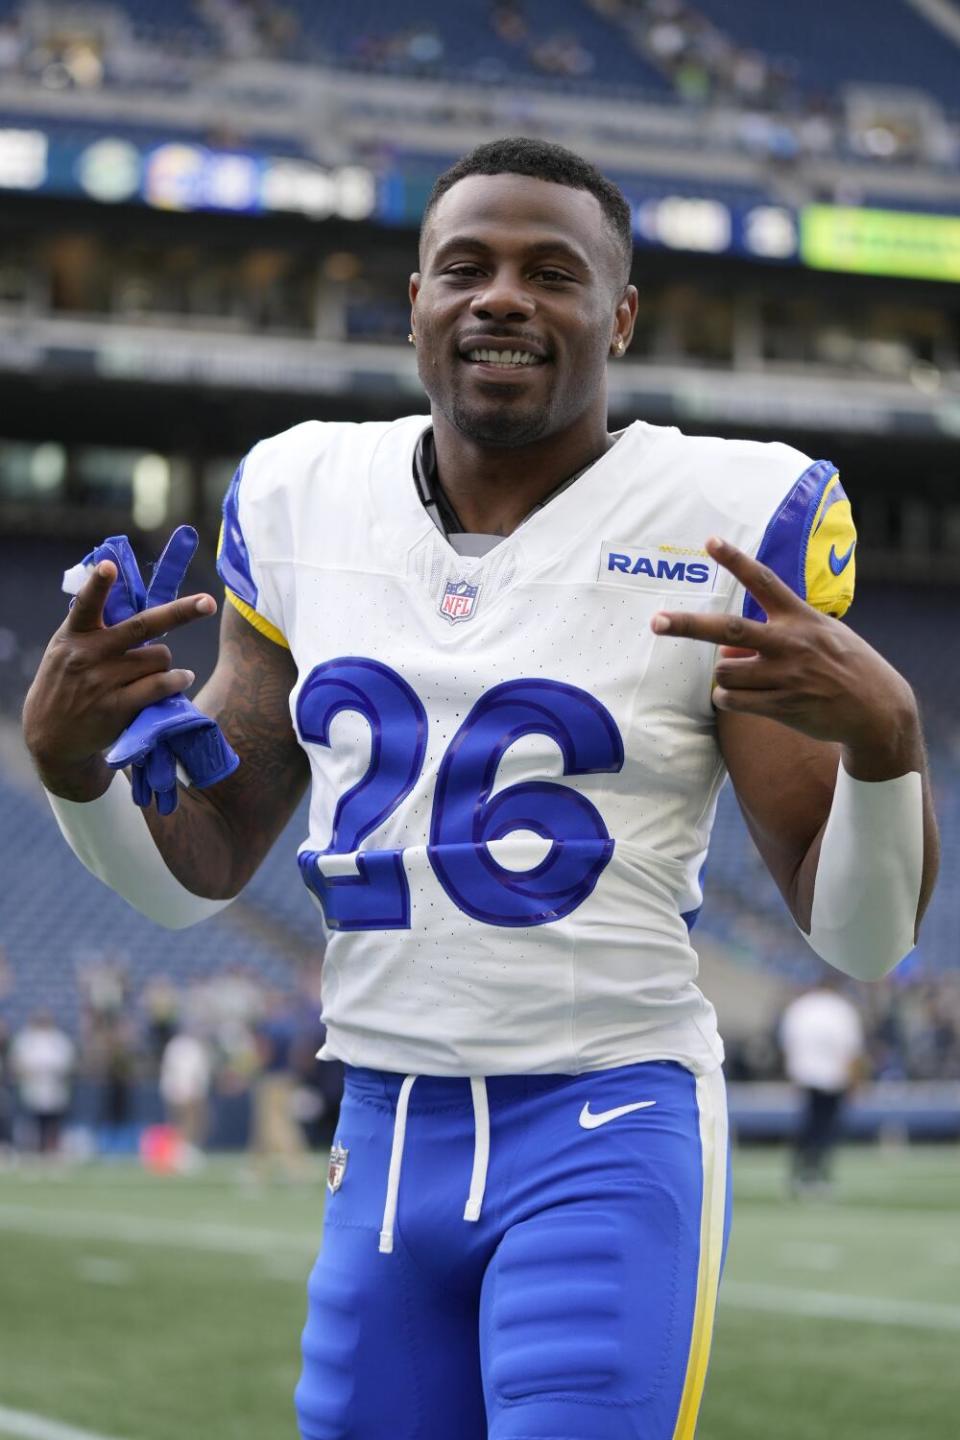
left=0, top=1145, right=957, bottom=1439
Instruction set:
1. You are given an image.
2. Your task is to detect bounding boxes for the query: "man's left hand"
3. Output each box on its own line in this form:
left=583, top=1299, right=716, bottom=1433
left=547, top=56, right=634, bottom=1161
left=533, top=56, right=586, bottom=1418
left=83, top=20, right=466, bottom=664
left=650, top=536, right=919, bottom=776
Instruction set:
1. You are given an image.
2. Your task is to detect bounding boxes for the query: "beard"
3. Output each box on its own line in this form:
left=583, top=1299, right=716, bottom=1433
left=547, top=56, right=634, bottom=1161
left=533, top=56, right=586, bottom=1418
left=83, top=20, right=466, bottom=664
left=416, top=341, right=592, bottom=449
left=448, top=393, right=551, bottom=447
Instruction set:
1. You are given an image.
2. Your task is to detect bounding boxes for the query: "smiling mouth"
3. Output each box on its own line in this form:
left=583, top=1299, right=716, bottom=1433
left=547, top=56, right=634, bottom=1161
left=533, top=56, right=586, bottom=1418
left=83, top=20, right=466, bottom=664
left=464, top=348, right=547, bottom=368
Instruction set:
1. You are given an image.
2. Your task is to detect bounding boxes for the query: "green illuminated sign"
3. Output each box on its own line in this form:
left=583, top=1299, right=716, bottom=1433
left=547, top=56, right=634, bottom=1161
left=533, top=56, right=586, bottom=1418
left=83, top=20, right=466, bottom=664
left=801, top=205, right=960, bottom=282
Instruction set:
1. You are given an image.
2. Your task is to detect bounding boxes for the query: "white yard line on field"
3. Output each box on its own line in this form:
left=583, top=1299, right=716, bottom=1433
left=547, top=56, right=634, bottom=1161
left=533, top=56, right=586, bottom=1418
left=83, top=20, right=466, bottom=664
left=0, top=1202, right=317, bottom=1258
left=0, top=1405, right=130, bottom=1440
left=3, top=1203, right=958, bottom=1333
left=722, top=1282, right=960, bottom=1332
left=777, top=1241, right=844, bottom=1271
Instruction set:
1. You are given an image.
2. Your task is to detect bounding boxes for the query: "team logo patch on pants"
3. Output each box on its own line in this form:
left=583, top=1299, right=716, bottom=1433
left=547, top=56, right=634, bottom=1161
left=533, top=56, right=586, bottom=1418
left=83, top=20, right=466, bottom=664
left=327, top=1141, right=349, bottom=1194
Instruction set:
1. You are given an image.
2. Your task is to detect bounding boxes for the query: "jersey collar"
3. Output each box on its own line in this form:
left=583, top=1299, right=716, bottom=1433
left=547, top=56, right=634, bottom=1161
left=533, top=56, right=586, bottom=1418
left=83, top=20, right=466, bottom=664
left=368, top=414, right=661, bottom=578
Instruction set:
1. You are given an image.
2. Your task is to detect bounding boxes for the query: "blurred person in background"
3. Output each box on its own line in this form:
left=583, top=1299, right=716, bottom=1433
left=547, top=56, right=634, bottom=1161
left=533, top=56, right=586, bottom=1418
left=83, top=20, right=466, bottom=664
left=286, top=965, right=343, bottom=1150
left=248, top=988, right=309, bottom=1183
left=77, top=949, right=129, bottom=1021
left=207, top=962, right=264, bottom=1032
left=290, top=1012, right=343, bottom=1152
left=159, top=1025, right=212, bottom=1157
left=78, top=948, right=136, bottom=1148
left=9, top=1010, right=75, bottom=1155
left=780, top=975, right=866, bottom=1196
left=88, top=1012, right=137, bottom=1150
left=142, top=973, right=180, bottom=1072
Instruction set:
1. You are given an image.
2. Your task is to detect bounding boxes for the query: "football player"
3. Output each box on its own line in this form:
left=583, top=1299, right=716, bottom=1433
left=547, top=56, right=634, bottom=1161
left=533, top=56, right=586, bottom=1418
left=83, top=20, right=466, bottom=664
left=24, top=138, right=938, bottom=1439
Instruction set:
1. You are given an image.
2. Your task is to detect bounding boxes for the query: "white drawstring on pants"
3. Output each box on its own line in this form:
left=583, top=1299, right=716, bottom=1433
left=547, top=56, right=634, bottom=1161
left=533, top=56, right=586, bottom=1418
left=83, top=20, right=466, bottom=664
left=378, top=1075, right=490, bottom=1255
left=464, top=1077, right=490, bottom=1221
left=378, top=1075, right=416, bottom=1255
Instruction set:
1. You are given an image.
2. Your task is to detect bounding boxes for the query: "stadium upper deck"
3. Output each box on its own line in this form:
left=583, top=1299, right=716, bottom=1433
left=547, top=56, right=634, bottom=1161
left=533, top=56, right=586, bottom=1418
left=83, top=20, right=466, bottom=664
left=694, top=0, right=960, bottom=110
left=2, top=0, right=957, bottom=107
left=1, top=0, right=958, bottom=170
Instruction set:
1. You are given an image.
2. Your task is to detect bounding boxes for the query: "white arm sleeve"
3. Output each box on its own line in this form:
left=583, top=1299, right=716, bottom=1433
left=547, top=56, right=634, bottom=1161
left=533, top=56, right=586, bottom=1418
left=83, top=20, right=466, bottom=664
left=45, top=775, right=234, bottom=930
left=804, top=762, right=924, bottom=981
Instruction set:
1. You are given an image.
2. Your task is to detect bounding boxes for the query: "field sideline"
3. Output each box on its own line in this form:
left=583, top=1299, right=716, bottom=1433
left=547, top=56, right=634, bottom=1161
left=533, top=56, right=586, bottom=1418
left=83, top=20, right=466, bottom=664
left=0, top=1145, right=956, bottom=1440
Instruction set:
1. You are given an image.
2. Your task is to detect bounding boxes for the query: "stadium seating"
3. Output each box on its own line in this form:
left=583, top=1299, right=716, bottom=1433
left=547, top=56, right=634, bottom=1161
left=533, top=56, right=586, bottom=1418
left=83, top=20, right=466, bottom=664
left=693, top=0, right=960, bottom=110
left=0, top=0, right=671, bottom=93
left=4, top=0, right=959, bottom=119
left=848, top=583, right=958, bottom=744
left=243, top=800, right=320, bottom=948
left=288, top=0, right=673, bottom=93
left=120, top=0, right=216, bottom=51
left=0, top=773, right=303, bottom=1035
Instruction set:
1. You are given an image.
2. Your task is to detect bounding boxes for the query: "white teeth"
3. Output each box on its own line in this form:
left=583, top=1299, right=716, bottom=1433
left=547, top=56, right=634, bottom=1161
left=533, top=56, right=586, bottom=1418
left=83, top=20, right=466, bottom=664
left=467, top=349, right=540, bottom=366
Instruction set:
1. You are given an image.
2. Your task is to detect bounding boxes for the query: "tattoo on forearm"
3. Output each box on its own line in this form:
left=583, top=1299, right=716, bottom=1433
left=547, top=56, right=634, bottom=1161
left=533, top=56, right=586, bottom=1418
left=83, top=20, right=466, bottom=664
left=145, top=611, right=307, bottom=897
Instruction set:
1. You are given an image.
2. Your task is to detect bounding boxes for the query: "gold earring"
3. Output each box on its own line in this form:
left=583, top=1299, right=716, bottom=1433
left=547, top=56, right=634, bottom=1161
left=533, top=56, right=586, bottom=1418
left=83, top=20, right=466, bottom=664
left=408, top=332, right=416, bottom=345
left=612, top=336, right=625, bottom=356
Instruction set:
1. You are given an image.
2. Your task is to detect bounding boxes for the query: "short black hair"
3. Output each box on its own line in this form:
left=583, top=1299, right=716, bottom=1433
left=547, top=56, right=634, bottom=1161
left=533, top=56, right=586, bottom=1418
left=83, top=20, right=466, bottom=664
left=421, top=136, right=633, bottom=287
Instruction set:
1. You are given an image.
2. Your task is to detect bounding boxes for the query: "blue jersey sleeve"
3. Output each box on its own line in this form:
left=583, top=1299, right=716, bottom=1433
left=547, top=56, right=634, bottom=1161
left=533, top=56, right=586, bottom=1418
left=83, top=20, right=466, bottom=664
left=216, top=458, right=289, bottom=648
left=744, top=459, right=856, bottom=622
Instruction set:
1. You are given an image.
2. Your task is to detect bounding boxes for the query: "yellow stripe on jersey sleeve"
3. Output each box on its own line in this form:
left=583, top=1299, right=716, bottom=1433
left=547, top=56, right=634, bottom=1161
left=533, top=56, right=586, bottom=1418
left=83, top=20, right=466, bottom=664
left=805, top=474, right=857, bottom=618
left=224, top=586, right=290, bottom=649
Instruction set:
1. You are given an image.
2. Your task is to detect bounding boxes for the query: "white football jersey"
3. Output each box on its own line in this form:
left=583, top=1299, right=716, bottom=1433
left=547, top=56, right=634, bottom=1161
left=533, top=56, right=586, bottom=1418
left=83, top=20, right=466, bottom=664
left=217, top=415, right=857, bottom=1077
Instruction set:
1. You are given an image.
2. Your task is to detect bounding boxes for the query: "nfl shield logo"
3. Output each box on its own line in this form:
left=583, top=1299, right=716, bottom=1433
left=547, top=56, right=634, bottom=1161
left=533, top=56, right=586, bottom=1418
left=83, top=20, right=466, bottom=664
left=440, top=578, right=480, bottom=624
left=327, top=1142, right=349, bottom=1194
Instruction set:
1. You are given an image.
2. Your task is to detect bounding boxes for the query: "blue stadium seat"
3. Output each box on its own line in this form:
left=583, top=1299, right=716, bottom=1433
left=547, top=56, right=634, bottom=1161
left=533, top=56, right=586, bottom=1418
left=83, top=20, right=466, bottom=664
left=294, top=0, right=672, bottom=91
left=695, top=0, right=960, bottom=110
left=0, top=774, right=302, bottom=1035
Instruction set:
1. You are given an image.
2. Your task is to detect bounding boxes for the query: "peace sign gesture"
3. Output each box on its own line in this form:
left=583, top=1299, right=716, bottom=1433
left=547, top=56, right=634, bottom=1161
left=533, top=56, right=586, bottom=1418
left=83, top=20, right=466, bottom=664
left=23, top=556, right=216, bottom=801
left=650, top=537, right=917, bottom=766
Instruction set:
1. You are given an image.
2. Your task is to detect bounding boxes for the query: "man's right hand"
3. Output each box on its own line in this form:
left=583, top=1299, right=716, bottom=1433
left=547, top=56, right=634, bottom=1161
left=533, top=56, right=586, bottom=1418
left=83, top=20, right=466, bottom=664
left=22, top=558, right=217, bottom=802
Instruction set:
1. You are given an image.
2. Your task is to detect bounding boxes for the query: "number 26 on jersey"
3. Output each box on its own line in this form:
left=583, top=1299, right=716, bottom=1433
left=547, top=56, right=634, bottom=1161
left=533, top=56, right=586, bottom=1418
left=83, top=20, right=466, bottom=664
left=296, top=658, right=624, bottom=932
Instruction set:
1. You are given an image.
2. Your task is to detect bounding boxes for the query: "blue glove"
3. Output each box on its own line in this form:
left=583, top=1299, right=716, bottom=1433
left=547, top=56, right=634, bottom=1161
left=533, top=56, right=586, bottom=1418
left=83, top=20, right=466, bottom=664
left=80, top=526, right=201, bottom=627
left=105, top=693, right=239, bottom=817
left=69, top=526, right=240, bottom=813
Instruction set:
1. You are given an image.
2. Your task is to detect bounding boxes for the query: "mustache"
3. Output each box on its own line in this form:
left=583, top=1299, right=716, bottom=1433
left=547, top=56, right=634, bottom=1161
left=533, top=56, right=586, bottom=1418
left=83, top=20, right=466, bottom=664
left=458, top=331, right=545, bottom=345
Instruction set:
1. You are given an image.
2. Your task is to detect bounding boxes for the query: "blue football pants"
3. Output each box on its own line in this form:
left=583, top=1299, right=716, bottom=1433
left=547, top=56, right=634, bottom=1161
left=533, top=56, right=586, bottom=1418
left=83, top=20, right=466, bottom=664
left=296, top=1060, right=730, bottom=1440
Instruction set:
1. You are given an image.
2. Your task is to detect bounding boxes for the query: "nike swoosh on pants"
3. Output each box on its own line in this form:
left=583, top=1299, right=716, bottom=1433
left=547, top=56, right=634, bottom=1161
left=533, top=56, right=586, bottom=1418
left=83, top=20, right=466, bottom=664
left=578, top=1100, right=657, bottom=1129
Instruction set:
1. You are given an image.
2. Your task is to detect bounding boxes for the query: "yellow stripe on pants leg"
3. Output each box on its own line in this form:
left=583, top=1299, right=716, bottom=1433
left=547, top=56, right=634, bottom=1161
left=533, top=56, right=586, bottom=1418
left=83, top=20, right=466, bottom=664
left=671, top=1067, right=729, bottom=1440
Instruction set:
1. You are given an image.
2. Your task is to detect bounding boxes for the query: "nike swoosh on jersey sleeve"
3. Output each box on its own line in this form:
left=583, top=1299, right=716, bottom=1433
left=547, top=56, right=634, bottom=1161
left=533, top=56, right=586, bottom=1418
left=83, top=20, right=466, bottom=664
left=805, top=475, right=856, bottom=617
left=743, top=460, right=856, bottom=622
left=829, top=539, right=856, bottom=575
